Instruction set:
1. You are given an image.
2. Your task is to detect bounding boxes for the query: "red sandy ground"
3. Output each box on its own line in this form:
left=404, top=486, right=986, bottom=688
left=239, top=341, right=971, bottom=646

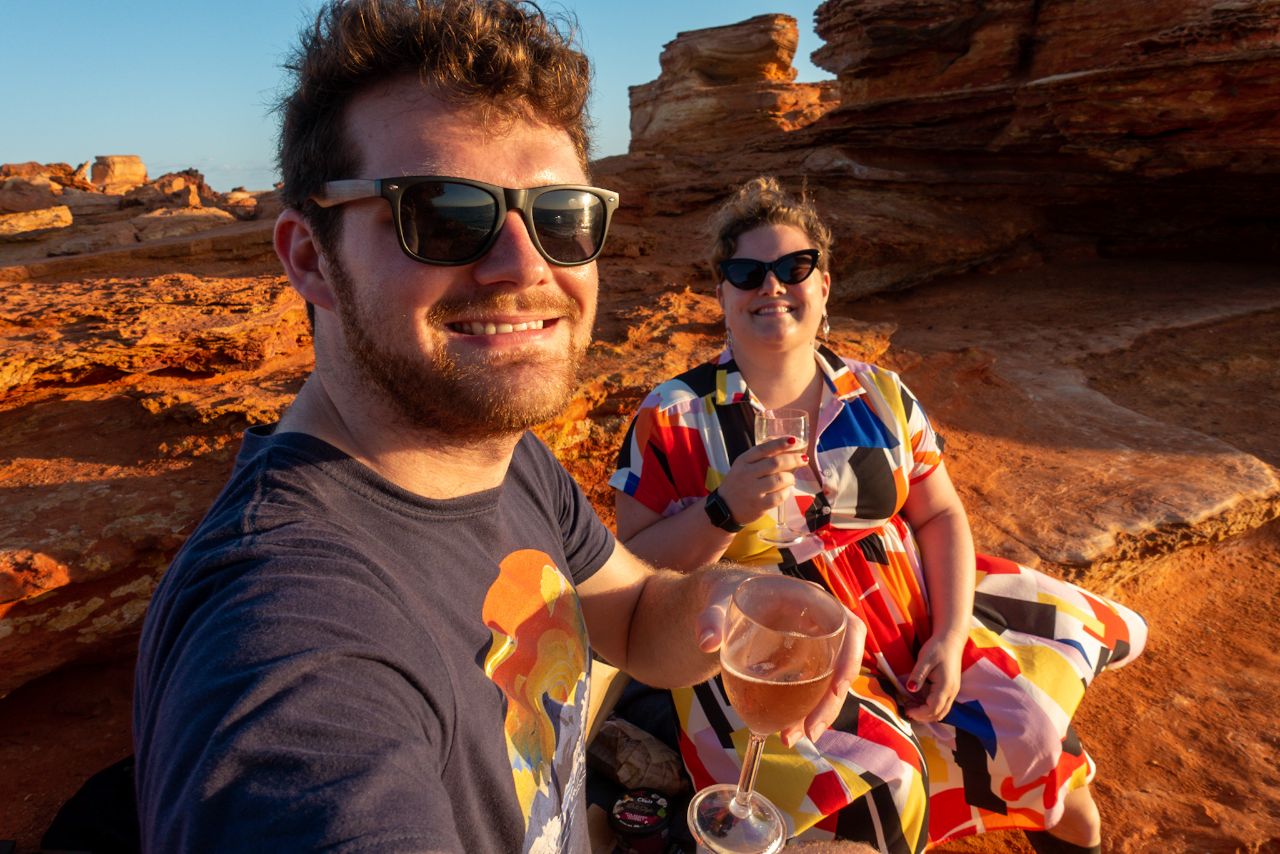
left=3, top=520, right=1276, bottom=852
left=1, top=260, right=1277, bottom=852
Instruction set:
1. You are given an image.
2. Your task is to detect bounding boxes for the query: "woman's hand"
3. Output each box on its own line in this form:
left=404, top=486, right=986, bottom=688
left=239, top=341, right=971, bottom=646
left=716, top=436, right=807, bottom=526
left=903, top=630, right=966, bottom=723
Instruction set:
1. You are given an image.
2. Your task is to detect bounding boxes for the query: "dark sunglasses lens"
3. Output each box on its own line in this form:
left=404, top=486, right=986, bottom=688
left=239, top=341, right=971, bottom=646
left=400, top=181, right=498, bottom=262
left=531, top=189, right=606, bottom=263
left=776, top=252, right=817, bottom=284
left=722, top=260, right=765, bottom=290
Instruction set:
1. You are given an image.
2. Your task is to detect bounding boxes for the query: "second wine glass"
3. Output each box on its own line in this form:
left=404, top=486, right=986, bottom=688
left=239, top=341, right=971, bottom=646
left=754, top=408, right=809, bottom=546
left=687, top=574, right=848, bottom=853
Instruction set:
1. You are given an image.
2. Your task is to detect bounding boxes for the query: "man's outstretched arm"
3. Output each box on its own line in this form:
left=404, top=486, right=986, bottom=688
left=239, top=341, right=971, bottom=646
left=576, top=544, right=865, bottom=746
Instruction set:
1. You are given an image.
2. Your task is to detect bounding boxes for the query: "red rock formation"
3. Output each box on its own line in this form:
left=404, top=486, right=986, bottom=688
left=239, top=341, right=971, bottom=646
left=628, top=15, right=838, bottom=156
left=800, top=0, right=1280, bottom=257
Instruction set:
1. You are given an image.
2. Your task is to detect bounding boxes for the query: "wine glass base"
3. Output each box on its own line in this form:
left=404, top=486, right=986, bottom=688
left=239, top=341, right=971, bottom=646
left=687, top=783, right=787, bottom=854
left=757, top=529, right=808, bottom=546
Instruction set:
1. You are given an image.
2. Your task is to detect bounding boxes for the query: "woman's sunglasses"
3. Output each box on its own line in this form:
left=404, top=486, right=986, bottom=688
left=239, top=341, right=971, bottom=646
left=718, top=249, right=821, bottom=290
left=310, top=176, right=619, bottom=267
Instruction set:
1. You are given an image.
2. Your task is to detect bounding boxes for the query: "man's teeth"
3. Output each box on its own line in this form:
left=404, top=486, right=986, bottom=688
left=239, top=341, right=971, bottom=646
left=451, top=319, right=547, bottom=335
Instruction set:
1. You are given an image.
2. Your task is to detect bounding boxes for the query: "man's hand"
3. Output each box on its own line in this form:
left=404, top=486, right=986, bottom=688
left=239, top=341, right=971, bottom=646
left=903, top=630, right=965, bottom=723
left=695, top=580, right=867, bottom=748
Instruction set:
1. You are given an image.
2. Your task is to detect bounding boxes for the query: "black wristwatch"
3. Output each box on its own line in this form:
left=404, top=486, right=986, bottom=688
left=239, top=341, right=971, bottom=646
left=704, top=489, right=745, bottom=532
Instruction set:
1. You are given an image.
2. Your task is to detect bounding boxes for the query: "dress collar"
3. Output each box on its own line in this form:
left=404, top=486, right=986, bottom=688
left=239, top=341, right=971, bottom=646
left=712, top=344, right=866, bottom=408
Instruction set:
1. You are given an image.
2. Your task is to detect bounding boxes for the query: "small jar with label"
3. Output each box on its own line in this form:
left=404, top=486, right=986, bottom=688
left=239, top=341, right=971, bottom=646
left=609, top=788, right=671, bottom=854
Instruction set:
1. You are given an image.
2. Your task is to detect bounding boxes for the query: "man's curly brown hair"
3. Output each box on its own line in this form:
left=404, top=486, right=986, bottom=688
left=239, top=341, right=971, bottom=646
left=276, top=0, right=593, bottom=256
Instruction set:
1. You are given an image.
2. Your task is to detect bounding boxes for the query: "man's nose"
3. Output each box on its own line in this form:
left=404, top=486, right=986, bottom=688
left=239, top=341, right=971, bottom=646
left=473, top=210, right=551, bottom=285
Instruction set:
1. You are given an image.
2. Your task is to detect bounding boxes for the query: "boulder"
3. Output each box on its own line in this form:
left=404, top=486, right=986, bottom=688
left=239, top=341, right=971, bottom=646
left=0, top=205, right=73, bottom=240
left=221, top=190, right=259, bottom=220
left=44, top=221, right=139, bottom=256
left=90, top=155, right=147, bottom=194
left=124, top=182, right=202, bottom=210
left=0, top=176, right=63, bottom=213
left=58, top=187, right=122, bottom=216
left=130, top=207, right=237, bottom=241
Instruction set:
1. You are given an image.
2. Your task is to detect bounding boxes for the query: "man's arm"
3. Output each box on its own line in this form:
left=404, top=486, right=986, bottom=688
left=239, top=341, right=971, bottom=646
left=576, top=543, right=865, bottom=745
left=577, top=544, right=749, bottom=688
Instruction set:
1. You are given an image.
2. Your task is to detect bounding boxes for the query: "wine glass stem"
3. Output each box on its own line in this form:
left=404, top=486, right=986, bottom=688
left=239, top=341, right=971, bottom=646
left=730, top=732, right=768, bottom=818
left=774, top=489, right=790, bottom=531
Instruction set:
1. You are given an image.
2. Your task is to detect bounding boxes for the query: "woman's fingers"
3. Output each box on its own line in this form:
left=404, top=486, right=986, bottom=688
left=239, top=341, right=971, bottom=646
left=905, top=682, right=955, bottom=723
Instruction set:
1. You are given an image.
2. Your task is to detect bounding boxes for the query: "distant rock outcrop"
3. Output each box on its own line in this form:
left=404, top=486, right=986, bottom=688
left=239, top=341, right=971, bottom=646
left=0, top=156, right=281, bottom=266
left=90, top=155, right=148, bottom=194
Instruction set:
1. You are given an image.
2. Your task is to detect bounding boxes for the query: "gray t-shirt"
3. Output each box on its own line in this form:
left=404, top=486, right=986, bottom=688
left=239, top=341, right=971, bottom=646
left=134, top=426, right=615, bottom=853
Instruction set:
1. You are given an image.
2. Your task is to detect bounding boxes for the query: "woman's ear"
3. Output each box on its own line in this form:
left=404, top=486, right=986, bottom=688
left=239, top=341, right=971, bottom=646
left=274, top=208, right=338, bottom=312
left=820, top=269, right=831, bottom=303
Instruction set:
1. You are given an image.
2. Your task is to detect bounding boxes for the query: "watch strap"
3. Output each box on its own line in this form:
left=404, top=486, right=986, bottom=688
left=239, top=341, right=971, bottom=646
left=704, top=489, right=745, bottom=532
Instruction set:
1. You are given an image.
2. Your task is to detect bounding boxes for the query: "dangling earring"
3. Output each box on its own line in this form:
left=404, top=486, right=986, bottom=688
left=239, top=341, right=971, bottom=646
left=820, top=312, right=830, bottom=343
left=725, top=321, right=735, bottom=352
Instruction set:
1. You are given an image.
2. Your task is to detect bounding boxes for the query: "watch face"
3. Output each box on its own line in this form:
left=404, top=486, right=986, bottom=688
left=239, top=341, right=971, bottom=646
left=706, top=492, right=740, bottom=531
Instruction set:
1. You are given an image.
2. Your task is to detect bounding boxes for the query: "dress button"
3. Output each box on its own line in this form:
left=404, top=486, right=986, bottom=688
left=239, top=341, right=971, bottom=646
left=821, top=506, right=831, bottom=515
left=822, top=468, right=837, bottom=481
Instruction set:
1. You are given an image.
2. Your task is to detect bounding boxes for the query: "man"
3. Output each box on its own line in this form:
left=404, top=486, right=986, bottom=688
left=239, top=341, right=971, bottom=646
left=133, top=1, right=860, bottom=851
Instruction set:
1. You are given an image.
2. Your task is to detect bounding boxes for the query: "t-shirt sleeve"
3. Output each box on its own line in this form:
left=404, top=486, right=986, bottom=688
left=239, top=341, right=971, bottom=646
left=609, top=390, right=695, bottom=516
left=527, top=436, right=614, bottom=585
left=135, top=550, right=467, bottom=854
left=899, top=377, right=945, bottom=482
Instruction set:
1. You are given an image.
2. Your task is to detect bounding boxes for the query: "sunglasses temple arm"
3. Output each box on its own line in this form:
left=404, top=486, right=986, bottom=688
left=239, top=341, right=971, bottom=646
left=310, top=179, right=380, bottom=208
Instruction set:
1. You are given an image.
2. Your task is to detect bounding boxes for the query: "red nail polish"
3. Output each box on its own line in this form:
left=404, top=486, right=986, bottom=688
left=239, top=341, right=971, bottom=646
left=801, top=454, right=809, bottom=463
left=787, top=436, right=797, bottom=445
left=906, top=680, right=918, bottom=693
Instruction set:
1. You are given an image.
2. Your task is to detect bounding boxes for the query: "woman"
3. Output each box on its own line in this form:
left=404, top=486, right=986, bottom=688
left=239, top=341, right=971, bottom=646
left=610, top=177, right=1146, bottom=854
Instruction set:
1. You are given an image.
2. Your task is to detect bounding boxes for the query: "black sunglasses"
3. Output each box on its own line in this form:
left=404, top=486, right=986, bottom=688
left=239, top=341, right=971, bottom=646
left=719, top=249, right=821, bottom=290
left=310, top=176, right=619, bottom=267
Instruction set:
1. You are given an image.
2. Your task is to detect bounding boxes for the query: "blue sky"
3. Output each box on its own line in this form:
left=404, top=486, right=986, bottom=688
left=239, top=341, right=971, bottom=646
left=1, top=1, right=832, bottom=191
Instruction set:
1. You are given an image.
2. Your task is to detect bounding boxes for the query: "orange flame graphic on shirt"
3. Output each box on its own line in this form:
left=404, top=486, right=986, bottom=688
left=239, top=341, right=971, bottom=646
left=481, top=549, right=589, bottom=829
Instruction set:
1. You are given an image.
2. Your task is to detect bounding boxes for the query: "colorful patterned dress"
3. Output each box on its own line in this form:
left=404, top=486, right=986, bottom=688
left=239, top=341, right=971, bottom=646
left=610, top=345, right=1147, bottom=853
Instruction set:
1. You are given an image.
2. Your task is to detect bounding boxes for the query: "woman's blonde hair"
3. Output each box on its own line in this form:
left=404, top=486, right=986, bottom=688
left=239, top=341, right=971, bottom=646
left=707, top=176, right=832, bottom=280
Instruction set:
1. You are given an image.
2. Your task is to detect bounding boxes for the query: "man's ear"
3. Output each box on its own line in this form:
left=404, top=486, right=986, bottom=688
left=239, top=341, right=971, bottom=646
left=274, top=208, right=337, bottom=312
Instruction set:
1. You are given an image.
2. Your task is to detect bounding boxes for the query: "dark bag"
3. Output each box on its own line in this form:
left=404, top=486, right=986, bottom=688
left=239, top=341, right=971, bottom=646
left=41, top=755, right=140, bottom=854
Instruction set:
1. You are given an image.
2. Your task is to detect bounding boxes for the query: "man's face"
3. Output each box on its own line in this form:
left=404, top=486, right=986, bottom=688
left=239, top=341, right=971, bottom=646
left=322, top=78, right=598, bottom=438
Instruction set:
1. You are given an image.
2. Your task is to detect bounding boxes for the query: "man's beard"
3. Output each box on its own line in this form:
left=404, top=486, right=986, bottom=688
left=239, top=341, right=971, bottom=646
left=328, top=256, right=589, bottom=439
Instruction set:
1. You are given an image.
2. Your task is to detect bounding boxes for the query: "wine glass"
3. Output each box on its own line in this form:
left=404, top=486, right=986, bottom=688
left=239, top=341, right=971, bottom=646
left=754, top=408, right=809, bottom=545
left=688, top=575, right=847, bottom=853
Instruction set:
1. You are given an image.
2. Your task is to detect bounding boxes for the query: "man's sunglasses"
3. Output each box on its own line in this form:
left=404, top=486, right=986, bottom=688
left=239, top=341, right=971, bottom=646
left=718, top=249, right=821, bottom=290
left=310, top=176, right=619, bottom=267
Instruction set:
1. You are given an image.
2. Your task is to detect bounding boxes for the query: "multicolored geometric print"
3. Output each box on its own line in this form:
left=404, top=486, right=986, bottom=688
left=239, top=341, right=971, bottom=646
left=611, top=346, right=1147, bottom=852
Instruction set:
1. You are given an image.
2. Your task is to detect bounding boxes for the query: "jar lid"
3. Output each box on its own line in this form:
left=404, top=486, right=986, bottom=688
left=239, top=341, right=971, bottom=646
left=609, top=788, right=670, bottom=837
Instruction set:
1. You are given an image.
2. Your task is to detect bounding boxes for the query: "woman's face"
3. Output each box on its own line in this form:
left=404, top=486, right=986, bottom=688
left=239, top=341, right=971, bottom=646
left=718, top=224, right=830, bottom=357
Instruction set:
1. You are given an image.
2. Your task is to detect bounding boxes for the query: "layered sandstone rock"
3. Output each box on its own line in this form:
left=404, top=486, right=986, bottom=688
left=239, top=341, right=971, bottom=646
left=799, top=0, right=1280, bottom=257
left=90, top=155, right=147, bottom=194
left=629, top=14, right=838, bottom=156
